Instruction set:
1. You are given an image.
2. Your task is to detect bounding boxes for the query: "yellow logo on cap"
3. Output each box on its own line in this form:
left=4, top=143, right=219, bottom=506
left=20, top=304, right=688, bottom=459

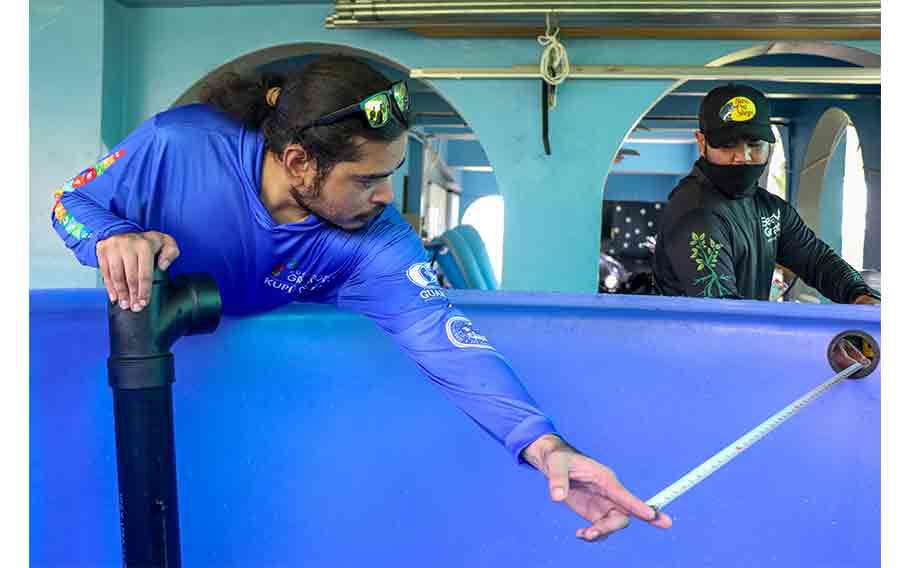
left=719, top=97, right=757, bottom=123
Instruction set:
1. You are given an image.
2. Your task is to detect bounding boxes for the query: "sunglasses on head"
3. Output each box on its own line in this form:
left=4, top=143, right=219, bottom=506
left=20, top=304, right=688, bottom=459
left=297, top=81, right=410, bottom=131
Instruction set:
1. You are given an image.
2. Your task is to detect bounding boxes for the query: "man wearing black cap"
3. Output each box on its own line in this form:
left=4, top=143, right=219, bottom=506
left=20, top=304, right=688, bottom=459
left=651, top=83, right=880, bottom=304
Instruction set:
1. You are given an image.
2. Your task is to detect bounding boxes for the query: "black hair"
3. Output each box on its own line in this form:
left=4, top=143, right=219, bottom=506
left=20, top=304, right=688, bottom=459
left=200, top=55, right=408, bottom=195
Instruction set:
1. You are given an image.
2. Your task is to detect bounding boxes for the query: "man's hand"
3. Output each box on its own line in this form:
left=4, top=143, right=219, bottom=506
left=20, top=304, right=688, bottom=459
left=522, top=434, right=672, bottom=542
left=853, top=294, right=880, bottom=305
left=96, top=231, right=180, bottom=312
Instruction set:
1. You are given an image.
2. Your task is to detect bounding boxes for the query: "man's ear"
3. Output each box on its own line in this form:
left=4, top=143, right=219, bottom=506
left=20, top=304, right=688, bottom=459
left=282, top=144, right=314, bottom=181
left=694, top=131, right=707, bottom=158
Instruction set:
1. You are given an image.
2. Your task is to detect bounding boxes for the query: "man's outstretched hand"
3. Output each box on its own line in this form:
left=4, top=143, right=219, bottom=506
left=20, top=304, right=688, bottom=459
left=522, top=434, right=672, bottom=542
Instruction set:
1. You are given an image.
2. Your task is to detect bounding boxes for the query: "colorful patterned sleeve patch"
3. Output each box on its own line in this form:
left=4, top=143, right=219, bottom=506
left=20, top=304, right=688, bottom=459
left=51, top=149, right=126, bottom=241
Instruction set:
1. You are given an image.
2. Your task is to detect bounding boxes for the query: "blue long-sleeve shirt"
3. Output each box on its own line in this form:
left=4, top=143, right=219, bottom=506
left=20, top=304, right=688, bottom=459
left=51, top=104, right=556, bottom=463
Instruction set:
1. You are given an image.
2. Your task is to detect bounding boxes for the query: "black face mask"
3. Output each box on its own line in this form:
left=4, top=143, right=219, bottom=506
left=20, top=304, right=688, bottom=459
left=696, top=156, right=766, bottom=199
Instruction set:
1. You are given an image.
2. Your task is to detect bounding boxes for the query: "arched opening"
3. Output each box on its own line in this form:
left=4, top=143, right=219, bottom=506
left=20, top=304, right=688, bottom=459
left=765, top=125, right=788, bottom=201
left=786, top=110, right=870, bottom=302
left=600, top=42, right=879, bottom=298
left=841, top=124, right=867, bottom=270
left=173, top=43, right=502, bottom=288
left=462, top=195, right=504, bottom=285
left=797, top=107, right=852, bottom=243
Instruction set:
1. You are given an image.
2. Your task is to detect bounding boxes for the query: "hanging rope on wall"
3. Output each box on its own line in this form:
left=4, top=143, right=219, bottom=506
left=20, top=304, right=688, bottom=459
left=538, top=13, right=570, bottom=106
left=538, top=12, right=569, bottom=155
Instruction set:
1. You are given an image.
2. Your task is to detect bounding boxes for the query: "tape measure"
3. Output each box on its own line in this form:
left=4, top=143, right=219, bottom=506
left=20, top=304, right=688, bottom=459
left=646, top=361, right=866, bottom=512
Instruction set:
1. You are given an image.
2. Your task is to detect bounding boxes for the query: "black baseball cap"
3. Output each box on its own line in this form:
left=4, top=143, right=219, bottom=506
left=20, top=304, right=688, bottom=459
left=698, top=83, right=775, bottom=147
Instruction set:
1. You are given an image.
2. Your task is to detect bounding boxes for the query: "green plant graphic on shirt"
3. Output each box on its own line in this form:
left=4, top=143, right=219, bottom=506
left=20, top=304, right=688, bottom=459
left=689, top=232, right=734, bottom=297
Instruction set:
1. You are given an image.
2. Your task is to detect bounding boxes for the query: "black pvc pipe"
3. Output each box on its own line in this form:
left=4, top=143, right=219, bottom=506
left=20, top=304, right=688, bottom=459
left=107, top=268, right=221, bottom=568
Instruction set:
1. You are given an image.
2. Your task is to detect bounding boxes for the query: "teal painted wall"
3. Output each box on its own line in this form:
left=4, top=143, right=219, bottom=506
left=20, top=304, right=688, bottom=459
left=605, top=174, right=686, bottom=203
left=405, top=137, right=423, bottom=216
left=30, top=0, right=106, bottom=288
left=101, top=0, right=129, bottom=153
left=391, top=151, right=409, bottom=213
left=609, top=141, right=699, bottom=176
left=30, top=0, right=880, bottom=291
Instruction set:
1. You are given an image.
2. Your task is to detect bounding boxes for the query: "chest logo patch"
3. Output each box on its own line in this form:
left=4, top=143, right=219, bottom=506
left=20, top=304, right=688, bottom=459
left=761, top=209, right=781, bottom=242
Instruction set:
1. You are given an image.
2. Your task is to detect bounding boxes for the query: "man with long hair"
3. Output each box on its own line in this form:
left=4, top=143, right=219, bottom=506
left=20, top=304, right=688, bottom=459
left=52, top=55, right=671, bottom=542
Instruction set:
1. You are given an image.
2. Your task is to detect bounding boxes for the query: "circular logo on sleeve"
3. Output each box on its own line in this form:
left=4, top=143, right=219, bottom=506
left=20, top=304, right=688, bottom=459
left=445, top=316, right=493, bottom=349
left=406, top=262, right=438, bottom=288
left=719, top=97, right=757, bottom=123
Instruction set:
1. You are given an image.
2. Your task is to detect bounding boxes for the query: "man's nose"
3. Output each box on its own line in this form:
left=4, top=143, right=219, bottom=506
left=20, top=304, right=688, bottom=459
left=732, top=143, right=753, bottom=164
left=371, top=179, right=394, bottom=205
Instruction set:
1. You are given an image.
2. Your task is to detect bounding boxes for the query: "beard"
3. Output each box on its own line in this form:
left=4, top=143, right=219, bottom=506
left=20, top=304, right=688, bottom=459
left=289, top=181, right=383, bottom=231
left=288, top=176, right=323, bottom=212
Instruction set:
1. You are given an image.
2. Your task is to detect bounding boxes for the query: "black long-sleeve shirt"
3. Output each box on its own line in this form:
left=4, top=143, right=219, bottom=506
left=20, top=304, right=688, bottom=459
left=653, top=162, right=879, bottom=303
